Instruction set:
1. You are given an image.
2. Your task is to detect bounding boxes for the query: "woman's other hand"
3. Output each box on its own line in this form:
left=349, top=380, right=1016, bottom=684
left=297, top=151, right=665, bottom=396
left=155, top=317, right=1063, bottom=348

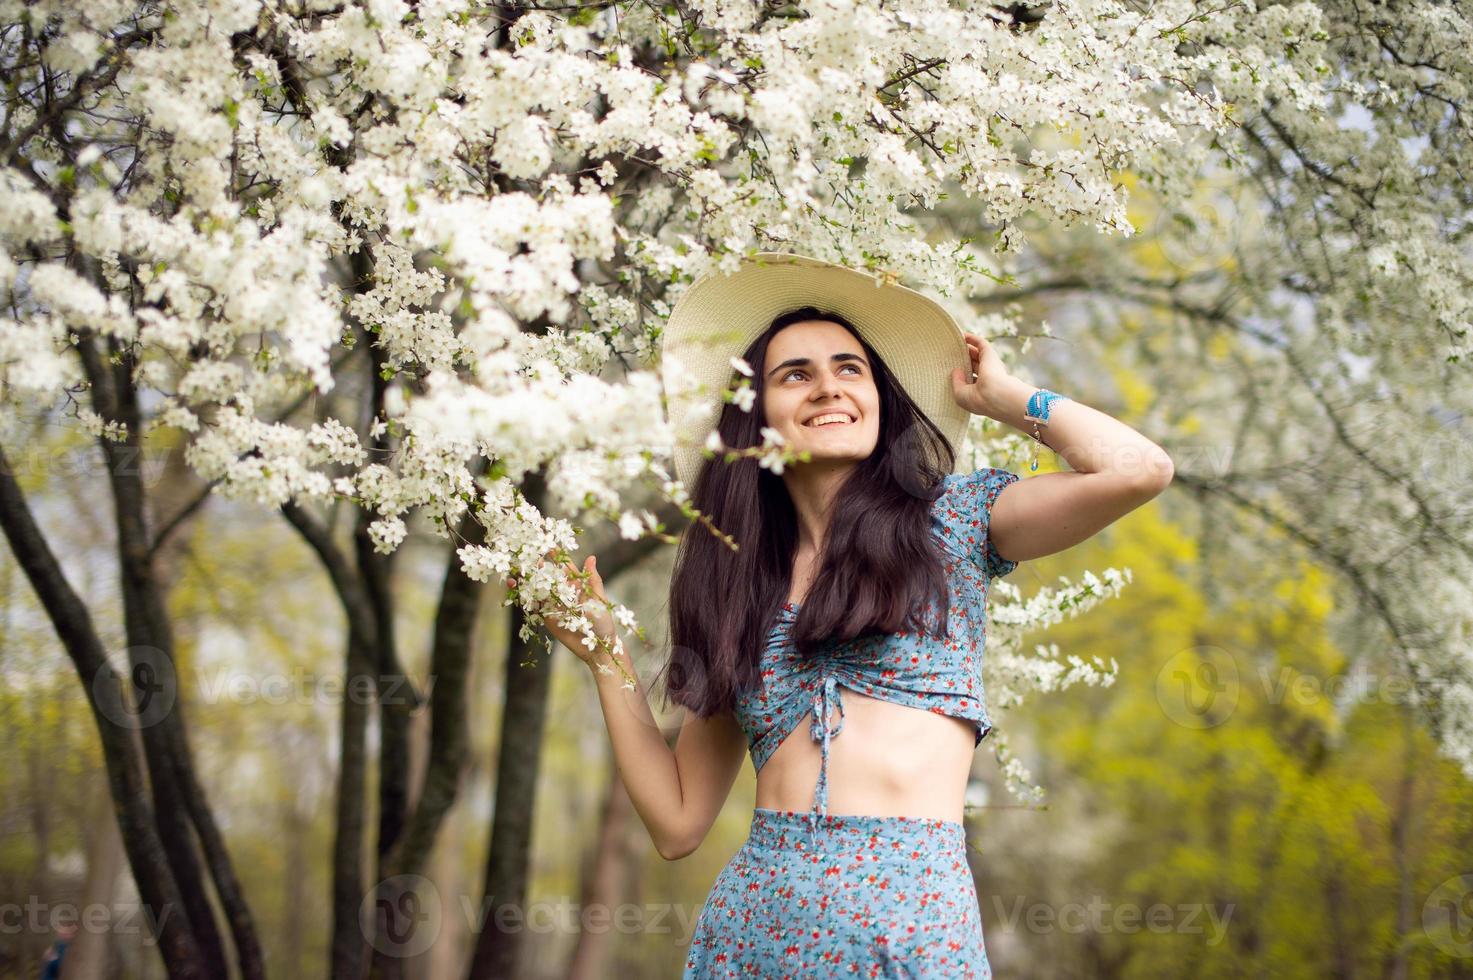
left=950, top=332, right=1024, bottom=419
left=505, top=552, right=619, bottom=670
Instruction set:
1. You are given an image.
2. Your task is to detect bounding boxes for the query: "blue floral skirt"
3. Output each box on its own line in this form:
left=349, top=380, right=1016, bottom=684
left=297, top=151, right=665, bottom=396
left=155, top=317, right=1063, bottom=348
left=682, top=806, right=992, bottom=979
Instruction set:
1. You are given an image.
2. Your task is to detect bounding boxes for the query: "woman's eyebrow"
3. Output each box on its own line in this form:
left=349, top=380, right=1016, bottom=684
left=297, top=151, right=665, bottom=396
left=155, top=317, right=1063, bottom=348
left=765, top=352, right=868, bottom=379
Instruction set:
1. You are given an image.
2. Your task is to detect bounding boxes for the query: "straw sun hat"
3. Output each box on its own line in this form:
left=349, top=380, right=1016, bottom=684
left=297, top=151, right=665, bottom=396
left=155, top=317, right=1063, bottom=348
left=660, top=251, right=975, bottom=487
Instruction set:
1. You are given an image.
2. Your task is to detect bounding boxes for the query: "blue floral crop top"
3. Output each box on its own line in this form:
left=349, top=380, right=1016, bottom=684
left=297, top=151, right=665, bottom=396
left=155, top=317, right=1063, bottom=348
left=733, top=466, right=1022, bottom=833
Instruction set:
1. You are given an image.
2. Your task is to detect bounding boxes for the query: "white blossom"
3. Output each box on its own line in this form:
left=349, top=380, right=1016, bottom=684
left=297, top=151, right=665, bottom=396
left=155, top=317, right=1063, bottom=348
left=0, top=0, right=1469, bottom=789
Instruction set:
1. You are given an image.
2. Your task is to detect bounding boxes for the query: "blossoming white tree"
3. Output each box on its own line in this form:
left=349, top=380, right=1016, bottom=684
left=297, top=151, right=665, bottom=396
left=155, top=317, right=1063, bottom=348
left=2, top=0, right=1470, bottom=976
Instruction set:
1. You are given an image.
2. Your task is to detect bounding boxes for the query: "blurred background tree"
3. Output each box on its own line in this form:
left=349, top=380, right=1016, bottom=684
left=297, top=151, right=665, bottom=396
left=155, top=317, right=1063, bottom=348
left=3, top=0, right=1472, bottom=977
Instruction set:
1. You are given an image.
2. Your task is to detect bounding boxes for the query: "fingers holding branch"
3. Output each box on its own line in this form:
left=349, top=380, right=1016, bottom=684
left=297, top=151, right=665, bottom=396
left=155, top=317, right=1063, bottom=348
left=502, top=548, right=628, bottom=680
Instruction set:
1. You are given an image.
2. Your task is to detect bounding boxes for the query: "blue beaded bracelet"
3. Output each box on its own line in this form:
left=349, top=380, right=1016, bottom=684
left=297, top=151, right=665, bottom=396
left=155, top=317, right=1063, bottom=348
left=1024, top=388, right=1069, bottom=471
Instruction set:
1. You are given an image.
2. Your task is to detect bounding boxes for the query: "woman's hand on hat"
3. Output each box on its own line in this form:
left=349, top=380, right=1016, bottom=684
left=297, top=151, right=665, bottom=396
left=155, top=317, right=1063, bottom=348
left=504, top=551, right=620, bottom=671
left=950, top=333, right=1015, bottom=418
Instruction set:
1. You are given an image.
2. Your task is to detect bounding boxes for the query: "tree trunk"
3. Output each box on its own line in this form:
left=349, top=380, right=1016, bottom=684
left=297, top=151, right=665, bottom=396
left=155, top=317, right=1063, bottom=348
left=280, top=490, right=383, bottom=980
left=358, top=323, right=419, bottom=876
left=357, top=334, right=425, bottom=980
left=566, top=772, right=639, bottom=980
left=1384, top=704, right=1417, bottom=980
left=331, top=627, right=376, bottom=980
left=382, top=497, right=487, bottom=880
left=368, top=457, right=534, bottom=977
left=281, top=797, right=310, bottom=978
left=467, top=472, right=680, bottom=979
left=468, top=468, right=555, bottom=980
left=77, top=328, right=266, bottom=980
left=0, top=442, right=209, bottom=979
left=26, top=691, right=53, bottom=976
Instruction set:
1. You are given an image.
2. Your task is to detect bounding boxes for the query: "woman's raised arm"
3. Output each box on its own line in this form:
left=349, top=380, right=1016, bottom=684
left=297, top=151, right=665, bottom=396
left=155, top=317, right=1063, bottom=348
left=950, top=333, right=1175, bottom=566
left=978, top=372, right=1174, bottom=565
left=509, top=554, right=748, bottom=860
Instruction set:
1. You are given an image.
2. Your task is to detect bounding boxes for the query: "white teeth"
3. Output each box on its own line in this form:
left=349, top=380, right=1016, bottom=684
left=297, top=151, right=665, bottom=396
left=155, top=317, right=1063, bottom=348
left=806, top=413, right=853, bottom=427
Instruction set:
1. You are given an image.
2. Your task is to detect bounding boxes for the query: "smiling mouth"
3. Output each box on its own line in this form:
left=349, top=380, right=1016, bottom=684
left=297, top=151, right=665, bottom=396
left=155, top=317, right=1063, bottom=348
left=803, top=413, right=856, bottom=428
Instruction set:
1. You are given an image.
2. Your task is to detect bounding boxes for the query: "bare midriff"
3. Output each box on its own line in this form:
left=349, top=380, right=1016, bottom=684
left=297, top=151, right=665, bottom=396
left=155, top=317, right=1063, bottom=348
left=753, top=687, right=978, bottom=822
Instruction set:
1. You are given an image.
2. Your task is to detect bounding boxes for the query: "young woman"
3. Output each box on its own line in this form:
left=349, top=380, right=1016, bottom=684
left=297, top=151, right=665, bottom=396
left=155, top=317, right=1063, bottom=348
left=516, top=253, right=1174, bottom=977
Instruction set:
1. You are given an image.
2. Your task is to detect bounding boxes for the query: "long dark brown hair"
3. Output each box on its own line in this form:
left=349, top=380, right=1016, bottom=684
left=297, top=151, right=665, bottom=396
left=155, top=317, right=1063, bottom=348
left=655, top=306, right=960, bottom=720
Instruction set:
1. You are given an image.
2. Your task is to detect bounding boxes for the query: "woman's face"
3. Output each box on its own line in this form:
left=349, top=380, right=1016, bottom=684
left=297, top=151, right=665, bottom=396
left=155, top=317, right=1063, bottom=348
left=760, top=319, right=881, bottom=468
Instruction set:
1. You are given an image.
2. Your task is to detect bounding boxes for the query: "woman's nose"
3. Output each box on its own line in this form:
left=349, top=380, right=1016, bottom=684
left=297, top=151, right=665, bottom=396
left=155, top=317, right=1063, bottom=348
left=812, top=370, right=843, bottom=399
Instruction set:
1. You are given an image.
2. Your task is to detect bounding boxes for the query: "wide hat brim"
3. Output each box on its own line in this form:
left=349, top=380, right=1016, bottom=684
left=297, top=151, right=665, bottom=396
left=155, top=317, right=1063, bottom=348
left=660, top=252, right=973, bottom=487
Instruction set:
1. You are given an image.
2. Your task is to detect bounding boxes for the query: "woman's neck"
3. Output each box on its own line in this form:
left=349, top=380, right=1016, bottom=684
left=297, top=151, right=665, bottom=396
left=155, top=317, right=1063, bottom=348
left=783, top=462, right=854, bottom=553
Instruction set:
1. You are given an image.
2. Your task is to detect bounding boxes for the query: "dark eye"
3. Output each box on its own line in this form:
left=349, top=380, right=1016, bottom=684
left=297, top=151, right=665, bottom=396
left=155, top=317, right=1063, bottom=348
left=784, top=364, right=862, bottom=382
